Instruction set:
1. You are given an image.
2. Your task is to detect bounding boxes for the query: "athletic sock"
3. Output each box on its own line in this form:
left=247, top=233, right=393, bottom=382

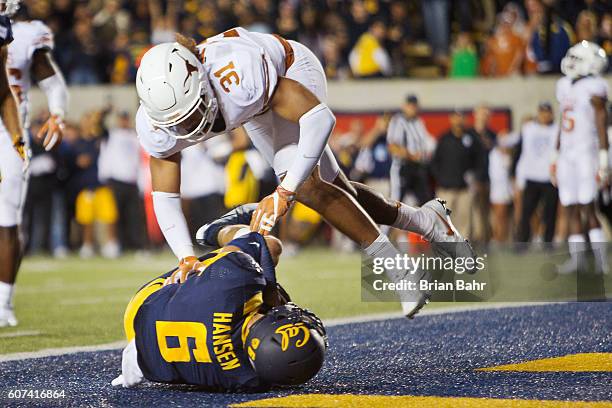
left=588, top=228, right=609, bottom=274
left=392, top=203, right=433, bottom=237
left=363, top=234, right=422, bottom=307
left=568, top=234, right=587, bottom=271
left=0, top=281, right=12, bottom=309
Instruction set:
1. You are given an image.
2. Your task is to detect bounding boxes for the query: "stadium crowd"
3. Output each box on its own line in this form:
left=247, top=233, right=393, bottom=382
left=17, top=0, right=612, bottom=83
left=22, top=95, right=612, bottom=258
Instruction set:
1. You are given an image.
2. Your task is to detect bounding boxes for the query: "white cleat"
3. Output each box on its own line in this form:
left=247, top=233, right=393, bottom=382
left=421, top=198, right=477, bottom=273
left=399, top=269, right=431, bottom=319
left=0, top=306, right=18, bottom=328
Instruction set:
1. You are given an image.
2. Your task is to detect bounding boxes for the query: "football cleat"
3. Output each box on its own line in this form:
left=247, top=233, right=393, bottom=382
left=400, top=269, right=431, bottom=319
left=422, top=198, right=477, bottom=274
left=0, top=306, right=17, bottom=327
left=196, top=203, right=258, bottom=248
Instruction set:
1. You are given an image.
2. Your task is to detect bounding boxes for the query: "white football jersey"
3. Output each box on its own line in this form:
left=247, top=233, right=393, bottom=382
left=137, top=27, right=288, bottom=159
left=556, top=75, right=609, bottom=158
left=7, top=20, right=54, bottom=127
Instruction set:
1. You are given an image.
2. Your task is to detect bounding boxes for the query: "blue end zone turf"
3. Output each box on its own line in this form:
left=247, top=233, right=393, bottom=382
left=0, top=303, right=610, bottom=407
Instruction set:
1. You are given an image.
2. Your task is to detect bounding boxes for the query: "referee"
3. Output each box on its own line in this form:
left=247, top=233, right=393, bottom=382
left=387, top=95, right=434, bottom=205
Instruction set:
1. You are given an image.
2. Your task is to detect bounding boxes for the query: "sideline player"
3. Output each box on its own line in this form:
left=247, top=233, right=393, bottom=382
left=0, top=0, right=68, bottom=327
left=135, top=28, right=476, bottom=317
left=111, top=209, right=327, bottom=390
left=552, top=41, right=609, bottom=274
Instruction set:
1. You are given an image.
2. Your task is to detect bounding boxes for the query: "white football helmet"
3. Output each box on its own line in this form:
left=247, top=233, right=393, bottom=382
left=136, top=42, right=218, bottom=143
left=0, top=0, right=20, bottom=17
left=561, top=41, right=608, bottom=79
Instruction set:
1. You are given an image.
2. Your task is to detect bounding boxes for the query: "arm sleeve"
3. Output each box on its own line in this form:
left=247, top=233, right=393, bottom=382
left=151, top=191, right=195, bottom=259
left=38, top=72, right=68, bottom=118
left=279, top=103, right=336, bottom=192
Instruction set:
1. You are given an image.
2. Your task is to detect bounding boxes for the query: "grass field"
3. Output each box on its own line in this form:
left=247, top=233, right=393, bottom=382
left=0, top=249, right=402, bottom=354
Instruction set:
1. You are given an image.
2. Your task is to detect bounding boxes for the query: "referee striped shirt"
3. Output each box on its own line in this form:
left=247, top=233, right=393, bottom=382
left=387, top=113, right=432, bottom=164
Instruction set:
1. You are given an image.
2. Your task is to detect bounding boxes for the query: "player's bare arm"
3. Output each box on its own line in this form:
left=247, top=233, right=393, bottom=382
left=31, top=48, right=68, bottom=150
left=0, top=45, right=24, bottom=160
left=250, top=77, right=336, bottom=234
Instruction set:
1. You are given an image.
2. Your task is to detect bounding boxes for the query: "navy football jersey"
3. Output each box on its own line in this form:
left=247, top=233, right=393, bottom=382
left=126, top=233, right=275, bottom=391
left=0, top=16, right=13, bottom=46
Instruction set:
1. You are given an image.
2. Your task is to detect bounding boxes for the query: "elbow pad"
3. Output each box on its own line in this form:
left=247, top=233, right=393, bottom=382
left=280, top=103, right=336, bottom=192
left=151, top=191, right=194, bottom=259
left=38, top=73, right=68, bottom=118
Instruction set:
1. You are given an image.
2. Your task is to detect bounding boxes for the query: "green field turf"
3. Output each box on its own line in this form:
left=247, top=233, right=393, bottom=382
left=0, top=249, right=401, bottom=354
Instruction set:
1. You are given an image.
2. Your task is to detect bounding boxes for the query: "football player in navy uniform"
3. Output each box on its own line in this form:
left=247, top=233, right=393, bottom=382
left=112, top=204, right=327, bottom=391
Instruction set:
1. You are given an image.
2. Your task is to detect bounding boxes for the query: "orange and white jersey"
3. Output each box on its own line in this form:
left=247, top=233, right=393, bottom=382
left=7, top=20, right=54, bottom=127
left=556, top=75, right=609, bottom=158
left=138, top=27, right=295, bottom=159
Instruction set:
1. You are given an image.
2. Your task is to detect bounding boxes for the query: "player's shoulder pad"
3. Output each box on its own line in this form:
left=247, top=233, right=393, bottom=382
left=585, top=76, right=609, bottom=99
left=207, top=44, right=267, bottom=108
left=0, top=16, right=12, bottom=46
left=30, top=20, right=54, bottom=50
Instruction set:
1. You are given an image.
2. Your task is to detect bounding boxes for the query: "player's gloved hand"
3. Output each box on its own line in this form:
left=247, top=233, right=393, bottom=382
left=36, top=114, right=65, bottom=151
left=111, top=340, right=144, bottom=388
left=250, top=186, right=295, bottom=235
left=597, top=149, right=610, bottom=187
left=164, top=255, right=199, bottom=286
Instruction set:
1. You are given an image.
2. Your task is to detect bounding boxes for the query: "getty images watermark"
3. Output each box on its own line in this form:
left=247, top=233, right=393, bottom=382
left=369, top=253, right=488, bottom=293
left=361, top=242, right=612, bottom=303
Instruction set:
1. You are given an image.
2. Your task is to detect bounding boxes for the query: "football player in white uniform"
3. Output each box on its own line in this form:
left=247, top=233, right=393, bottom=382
left=552, top=41, right=609, bottom=274
left=0, top=1, right=68, bottom=327
left=135, top=28, right=475, bottom=318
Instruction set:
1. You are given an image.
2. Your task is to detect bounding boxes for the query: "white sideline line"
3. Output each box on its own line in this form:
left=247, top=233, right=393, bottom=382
left=0, top=302, right=565, bottom=363
left=0, top=330, right=41, bottom=338
left=0, top=341, right=126, bottom=362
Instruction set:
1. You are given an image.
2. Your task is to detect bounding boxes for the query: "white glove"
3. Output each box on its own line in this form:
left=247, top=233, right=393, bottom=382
left=111, top=340, right=144, bottom=388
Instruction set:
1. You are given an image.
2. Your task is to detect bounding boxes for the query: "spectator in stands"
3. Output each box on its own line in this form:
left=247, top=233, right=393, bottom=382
left=322, top=35, right=350, bottom=80
left=431, top=111, right=478, bottom=237
left=528, top=0, right=574, bottom=74
left=298, top=5, right=324, bottom=60
left=349, top=19, right=392, bottom=78
left=575, top=10, right=598, bottom=42
left=470, top=105, right=497, bottom=244
left=180, top=143, right=227, bottom=239
left=149, top=0, right=178, bottom=44
left=596, top=13, right=612, bottom=72
left=515, top=103, right=559, bottom=244
left=387, top=1, right=410, bottom=76
left=449, top=32, right=478, bottom=78
left=422, top=0, right=450, bottom=63
left=72, top=110, right=119, bottom=258
left=347, top=0, right=372, bottom=49
left=387, top=95, right=435, bottom=206
left=92, top=0, right=130, bottom=46
left=62, top=15, right=108, bottom=84
left=99, top=112, right=146, bottom=252
left=482, top=12, right=525, bottom=77
left=109, top=33, right=137, bottom=84
left=276, top=1, right=299, bottom=41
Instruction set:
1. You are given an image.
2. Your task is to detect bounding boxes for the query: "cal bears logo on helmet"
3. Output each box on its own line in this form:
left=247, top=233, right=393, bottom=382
left=245, top=303, right=327, bottom=386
